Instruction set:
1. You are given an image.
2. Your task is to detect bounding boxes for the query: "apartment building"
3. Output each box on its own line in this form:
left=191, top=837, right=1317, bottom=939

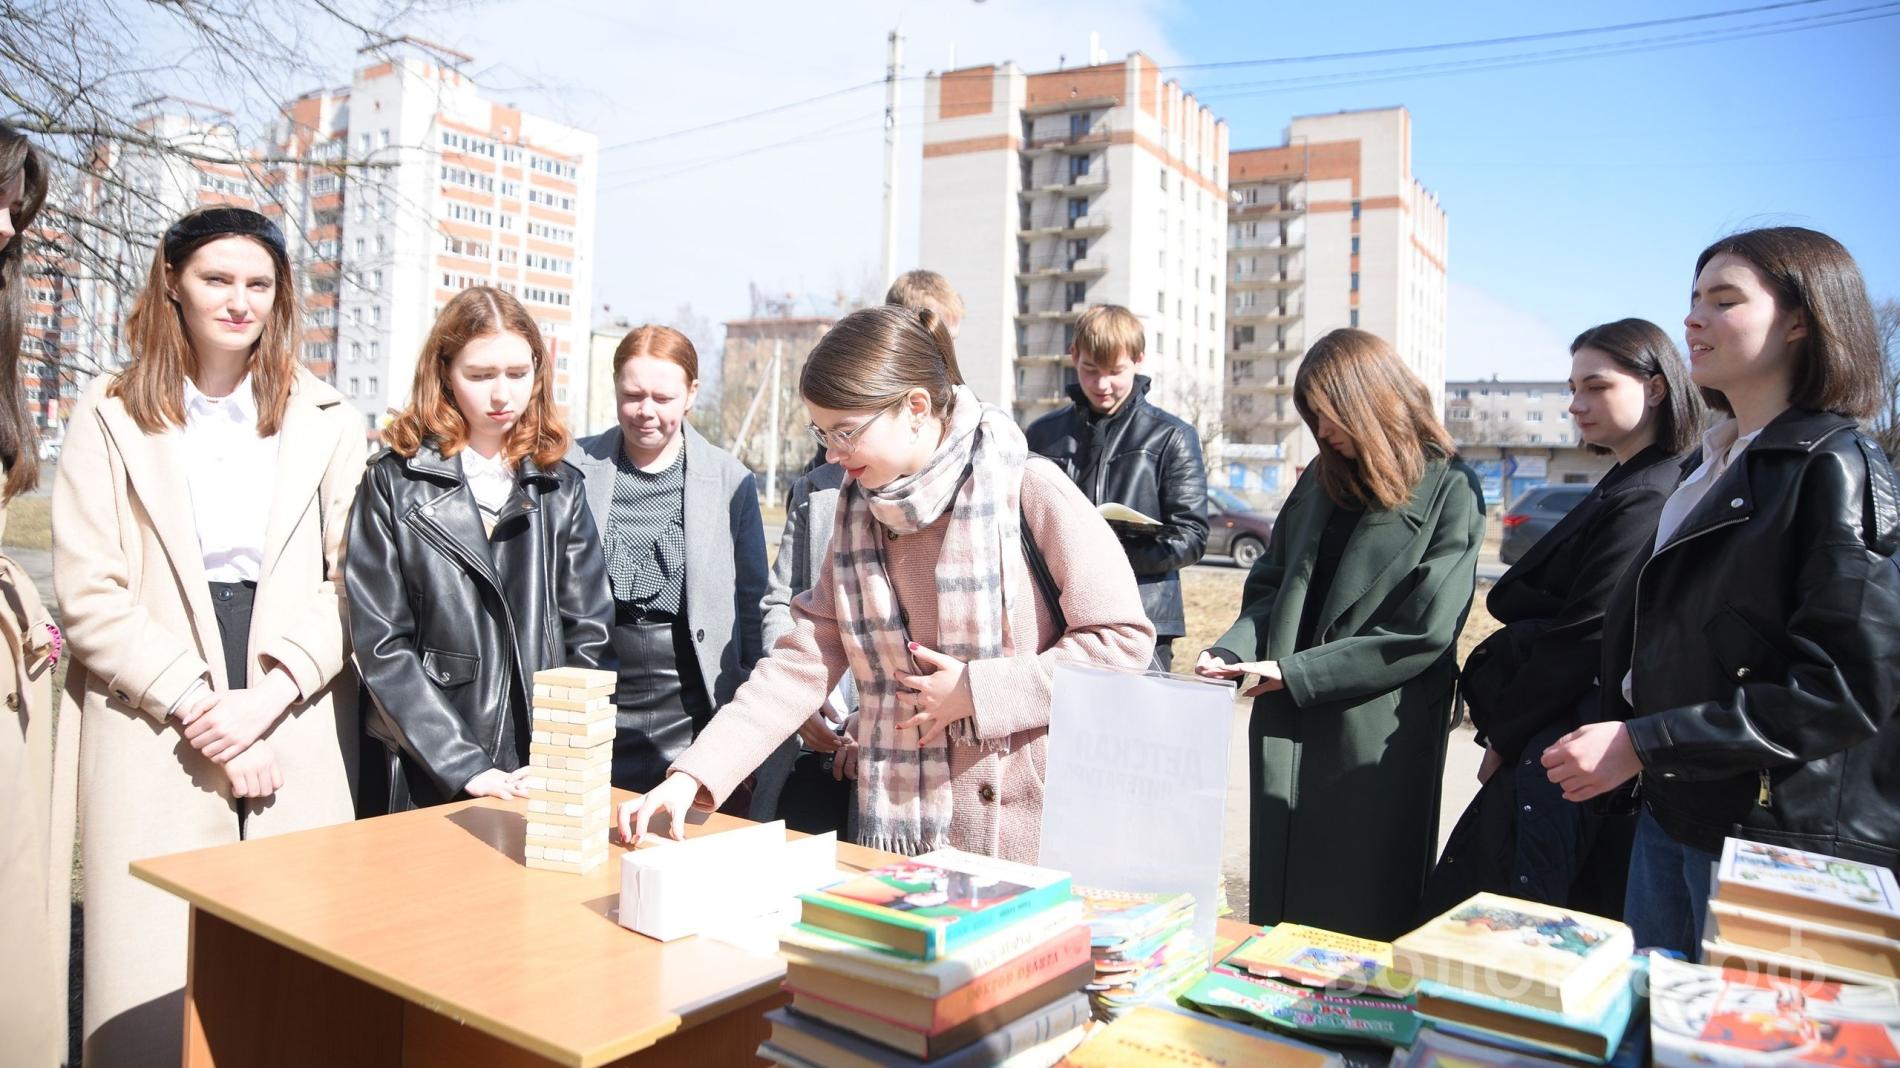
left=1222, top=106, right=1447, bottom=497
left=919, top=54, right=1228, bottom=429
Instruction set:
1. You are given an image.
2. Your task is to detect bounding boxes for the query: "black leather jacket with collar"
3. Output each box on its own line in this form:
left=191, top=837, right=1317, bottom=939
left=1024, top=376, right=1209, bottom=637
left=346, top=440, right=614, bottom=809
left=1599, top=407, right=1900, bottom=865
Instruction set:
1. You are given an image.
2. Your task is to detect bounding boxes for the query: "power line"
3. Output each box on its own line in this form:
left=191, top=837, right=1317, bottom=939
left=599, top=79, right=887, bottom=154
left=1159, top=0, right=1835, bottom=72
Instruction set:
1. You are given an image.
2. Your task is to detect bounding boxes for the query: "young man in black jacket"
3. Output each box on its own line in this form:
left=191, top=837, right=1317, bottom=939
left=1026, top=304, right=1209, bottom=670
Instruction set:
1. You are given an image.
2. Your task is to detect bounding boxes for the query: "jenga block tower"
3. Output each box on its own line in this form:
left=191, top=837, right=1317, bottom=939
left=524, top=666, right=617, bottom=873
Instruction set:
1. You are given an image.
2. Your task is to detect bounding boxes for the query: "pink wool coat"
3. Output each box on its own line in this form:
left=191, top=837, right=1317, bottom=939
left=672, top=460, right=1155, bottom=863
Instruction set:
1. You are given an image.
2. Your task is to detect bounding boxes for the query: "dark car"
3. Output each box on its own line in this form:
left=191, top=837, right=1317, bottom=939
left=1499, top=484, right=1593, bottom=564
left=1206, top=486, right=1276, bottom=569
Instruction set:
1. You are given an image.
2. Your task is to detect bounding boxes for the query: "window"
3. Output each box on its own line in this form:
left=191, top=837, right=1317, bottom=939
left=353, top=238, right=366, bottom=259
left=371, top=270, right=384, bottom=291
left=1530, top=434, right=1544, bottom=444
left=1526, top=411, right=1544, bottom=422
left=1350, top=309, right=1359, bottom=328
left=441, top=165, right=496, bottom=193
left=528, top=153, right=579, bottom=180
left=371, top=305, right=382, bottom=325
left=379, top=130, right=391, bottom=148
left=350, top=342, right=362, bottom=362
left=440, top=130, right=497, bottom=157
left=1350, top=272, right=1360, bottom=292
left=367, top=376, right=379, bottom=393
left=1526, top=389, right=1543, bottom=401
left=350, top=307, right=362, bottom=326
left=1351, top=236, right=1360, bottom=255
left=369, top=342, right=380, bottom=361
left=348, top=376, right=359, bottom=394
left=502, top=146, right=522, bottom=164
left=500, top=181, right=520, bottom=199
left=1351, top=200, right=1362, bottom=221
left=358, top=132, right=371, bottom=153
left=1159, top=170, right=1168, bottom=191
left=375, top=235, right=387, bottom=255
left=1157, top=290, right=1166, bottom=314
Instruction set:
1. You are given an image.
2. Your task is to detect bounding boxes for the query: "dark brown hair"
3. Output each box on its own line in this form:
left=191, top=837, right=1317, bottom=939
left=382, top=286, right=569, bottom=467
left=1294, top=329, right=1456, bottom=511
left=1694, top=227, right=1882, bottom=419
left=612, top=324, right=698, bottom=381
left=1570, top=318, right=1708, bottom=456
left=0, top=123, right=49, bottom=498
left=800, top=304, right=962, bottom=416
left=110, top=206, right=299, bottom=437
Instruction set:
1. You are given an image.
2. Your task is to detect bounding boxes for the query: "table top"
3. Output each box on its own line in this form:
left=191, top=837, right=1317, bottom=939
left=131, top=792, right=893, bottom=1068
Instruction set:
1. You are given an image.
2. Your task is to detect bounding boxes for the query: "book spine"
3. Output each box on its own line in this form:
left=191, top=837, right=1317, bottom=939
left=933, top=878, right=1075, bottom=959
left=929, top=926, right=1091, bottom=1032
left=783, top=905, right=1086, bottom=997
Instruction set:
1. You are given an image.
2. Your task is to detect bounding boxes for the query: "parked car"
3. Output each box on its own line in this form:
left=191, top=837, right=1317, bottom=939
left=1206, top=486, right=1275, bottom=569
left=1498, top=484, right=1593, bottom=564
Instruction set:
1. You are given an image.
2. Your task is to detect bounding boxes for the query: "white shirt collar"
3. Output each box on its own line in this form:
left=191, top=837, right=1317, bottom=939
left=183, top=373, right=260, bottom=425
left=459, top=445, right=514, bottom=482
left=1684, top=417, right=1763, bottom=485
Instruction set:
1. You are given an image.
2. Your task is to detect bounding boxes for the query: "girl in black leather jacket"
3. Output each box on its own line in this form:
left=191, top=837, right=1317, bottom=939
left=1542, top=228, right=1900, bottom=956
left=346, top=287, right=613, bottom=811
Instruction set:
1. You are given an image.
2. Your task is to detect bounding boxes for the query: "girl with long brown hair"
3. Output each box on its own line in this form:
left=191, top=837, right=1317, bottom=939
left=54, top=204, right=368, bottom=1061
left=621, top=304, right=1154, bottom=862
left=1196, top=328, right=1485, bottom=940
left=0, top=119, right=71, bottom=1068
left=346, top=285, right=612, bottom=812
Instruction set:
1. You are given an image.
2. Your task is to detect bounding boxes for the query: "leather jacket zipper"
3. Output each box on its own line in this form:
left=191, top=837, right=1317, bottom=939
left=410, top=517, right=529, bottom=757
left=1757, top=769, right=1772, bottom=808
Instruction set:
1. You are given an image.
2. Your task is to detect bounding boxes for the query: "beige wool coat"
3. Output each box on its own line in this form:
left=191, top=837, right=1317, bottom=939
left=54, top=370, right=366, bottom=1066
left=0, top=515, right=77, bottom=1068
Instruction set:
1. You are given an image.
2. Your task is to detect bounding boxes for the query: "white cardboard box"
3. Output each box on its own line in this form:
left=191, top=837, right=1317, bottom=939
left=616, top=822, right=840, bottom=942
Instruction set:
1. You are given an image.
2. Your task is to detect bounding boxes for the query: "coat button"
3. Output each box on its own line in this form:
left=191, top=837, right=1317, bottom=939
left=1735, top=666, right=1751, bottom=679
left=886, top=529, right=899, bottom=542
left=115, top=689, right=130, bottom=702
left=423, top=505, right=435, bottom=516
left=1729, top=498, right=1744, bottom=508
left=5, top=693, right=16, bottom=710
left=978, top=784, right=997, bottom=804
left=1521, top=804, right=1533, bottom=813
left=695, top=629, right=706, bottom=642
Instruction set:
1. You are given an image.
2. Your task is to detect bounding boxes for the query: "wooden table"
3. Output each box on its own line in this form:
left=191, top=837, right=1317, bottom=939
left=131, top=791, right=890, bottom=1067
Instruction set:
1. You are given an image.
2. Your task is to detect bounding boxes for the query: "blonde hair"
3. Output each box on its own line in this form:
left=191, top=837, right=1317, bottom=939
left=1071, top=304, right=1145, bottom=366
left=1294, top=329, right=1456, bottom=512
left=884, top=269, right=965, bottom=326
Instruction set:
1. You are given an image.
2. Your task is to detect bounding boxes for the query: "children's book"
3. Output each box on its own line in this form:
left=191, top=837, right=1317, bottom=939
left=1648, top=953, right=1900, bottom=1067
left=1392, top=893, right=1633, bottom=1015
left=1414, top=958, right=1642, bottom=1063
left=1391, top=1027, right=1578, bottom=1067
left=798, top=849, right=1071, bottom=961
left=1061, top=1004, right=1344, bottom=1067
left=1227, top=923, right=1416, bottom=998
left=760, top=991, right=1090, bottom=1068
left=1707, top=897, right=1900, bottom=980
left=1181, top=960, right=1421, bottom=1047
left=1700, top=936, right=1900, bottom=994
left=778, top=901, right=1086, bottom=999
left=1714, top=837, right=1900, bottom=940
left=788, top=960, right=1091, bottom=1060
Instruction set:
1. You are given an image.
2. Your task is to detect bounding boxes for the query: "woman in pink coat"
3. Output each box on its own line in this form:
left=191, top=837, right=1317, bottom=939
left=621, top=304, right=1154, bottom=862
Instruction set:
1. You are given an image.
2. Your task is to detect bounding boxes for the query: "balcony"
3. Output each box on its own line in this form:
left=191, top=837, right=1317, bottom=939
left=1020, top=167, right=1109, bottom=195
left=1015, top=298, right=1089, bottom=321
left=1014, top=253, right=1110, bottom=280
left=1231, top=234, right=1305, bottom=253
left=1230, top=269, right=1303, bottom=291
left=1014, top=351, right=1068, bottom=365
left=1018, top=212, right=1111, bottom=237
left=1230, top=301, right=1304, bottom=326
left=1230, top=199, right=1305, bottom=219
left=1231, top=337, right=1305, bottom=358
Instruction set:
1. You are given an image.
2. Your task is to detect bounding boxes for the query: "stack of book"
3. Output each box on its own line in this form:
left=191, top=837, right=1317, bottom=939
left=1649, top=953, right=1900, bottom=1065
left=1062, top=1003, right=1343, bottom=1067
left=1392, top=893, right=1643, bottom=1065
left=1074, top=886, right=1202, bottom=1021
left=1700, top=836, right=1900, bottom=990
left=760, top=849, right=1093, bottom=1067
left=1180, top=922, right=1422, bottom=1050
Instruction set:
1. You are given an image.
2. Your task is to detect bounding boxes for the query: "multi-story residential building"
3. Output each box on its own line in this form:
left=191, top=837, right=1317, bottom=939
left=1222, top=106, right=1447, bottom=497
left=1445, top=376, right=1609, bottom=504
left=279, top=38, right=598, bottom=433
left=717, top=313, right=837, bottom=490
left=918, top=54, right=1228, bottom=429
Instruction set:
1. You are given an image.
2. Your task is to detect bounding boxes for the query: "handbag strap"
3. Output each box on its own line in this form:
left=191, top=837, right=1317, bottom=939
left=1020, top=504, right=1067, bottom=635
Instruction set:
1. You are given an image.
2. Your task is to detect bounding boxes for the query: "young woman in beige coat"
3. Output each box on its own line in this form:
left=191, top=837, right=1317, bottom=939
left=54, top=207, right=366, bottom=1065
left=0, top=121, right=78, bottom=1068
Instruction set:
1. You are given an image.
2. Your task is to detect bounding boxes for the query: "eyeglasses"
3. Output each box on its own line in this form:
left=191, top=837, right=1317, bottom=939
left=807, top=398, right=904, bottom=453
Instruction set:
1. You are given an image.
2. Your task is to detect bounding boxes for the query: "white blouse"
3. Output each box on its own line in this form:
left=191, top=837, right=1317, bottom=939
left=183, top=374, right=279, bottom=584
left=459, top=446, right=517, bottom=530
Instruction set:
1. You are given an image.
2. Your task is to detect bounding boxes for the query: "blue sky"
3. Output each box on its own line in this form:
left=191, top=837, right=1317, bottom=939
left=356, top=0, right=1898, bottom=381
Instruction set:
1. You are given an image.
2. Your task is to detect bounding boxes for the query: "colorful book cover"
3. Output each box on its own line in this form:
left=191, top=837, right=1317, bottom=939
left=799, top=848, right=1072, bottom=960
left=1392, top=1027, right=1579, bottom=1067
left=1062, top=1004, right=1344, bottom=1067
left=1414, top=958, right=1643, bottom=1064
left=777, top=901, right=1086, bottom=999
left=1717, top=838, right=1900, bottom=937
left=1393, top=893, right=1633, bottom=1014
left=761, top=991, right=1090, bottom=1068
left=1229, top=923, right=1417, bottom=998
left=1076, top=886, right=1195, bottom=947
left=1181, top=965, right=1421, bottom=1047
left=1649, top=954, right=1900, bottom=1067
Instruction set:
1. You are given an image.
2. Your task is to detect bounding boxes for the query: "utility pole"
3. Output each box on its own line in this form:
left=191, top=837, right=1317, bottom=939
left=881, top=29, right=903, bottom=290
left=766, top=338, right=783, bottom=504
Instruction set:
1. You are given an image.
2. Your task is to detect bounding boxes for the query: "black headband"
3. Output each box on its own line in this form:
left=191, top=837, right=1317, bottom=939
left=162, top=207, right=287, bottom=263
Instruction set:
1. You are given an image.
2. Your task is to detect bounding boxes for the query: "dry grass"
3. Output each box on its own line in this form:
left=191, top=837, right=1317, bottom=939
left=4, top=494, right=51, bottom=551
left=1175, top=563, right=1499, bottom=671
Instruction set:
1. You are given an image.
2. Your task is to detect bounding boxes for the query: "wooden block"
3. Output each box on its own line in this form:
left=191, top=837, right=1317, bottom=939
left=527, top=820, right=606, bottom=841
left=527, top=783, right=611, bottom=808
left=533, top=667, right=616, bottom=690
left=522, top=770, right=610, bottom=796
left=525, top=844, right=545, bottom=860
left=538, top=718, right=615, bottom=744
left=533, top=694, right=614, bottom=714
left=521, top=805, right=610, bottom=828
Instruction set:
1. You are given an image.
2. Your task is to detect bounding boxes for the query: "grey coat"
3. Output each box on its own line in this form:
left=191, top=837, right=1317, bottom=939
left=762, top=462, right=847, bottom=649
left=568, top=422, right=768, bottom=706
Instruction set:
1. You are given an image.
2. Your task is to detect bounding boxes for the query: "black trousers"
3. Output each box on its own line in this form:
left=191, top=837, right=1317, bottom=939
left=608, top=609, right=713, bottom=793
left=208, top=580, right=256, bottom=831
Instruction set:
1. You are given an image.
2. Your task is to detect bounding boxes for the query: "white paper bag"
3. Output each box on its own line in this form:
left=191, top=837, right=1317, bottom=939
left=1038, top=663, right=1235, bottom=949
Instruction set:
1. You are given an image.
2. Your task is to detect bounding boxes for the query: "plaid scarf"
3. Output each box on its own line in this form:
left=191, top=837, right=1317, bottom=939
left=831, top=385, right=1030, bottom=855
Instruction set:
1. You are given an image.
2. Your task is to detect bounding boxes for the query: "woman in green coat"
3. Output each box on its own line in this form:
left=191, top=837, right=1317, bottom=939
left=1199, top=329, right=1485, bottom=940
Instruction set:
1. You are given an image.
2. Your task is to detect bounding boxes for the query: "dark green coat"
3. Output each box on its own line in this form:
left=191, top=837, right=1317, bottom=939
left=1212, top=457, right=1485, bottom=940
